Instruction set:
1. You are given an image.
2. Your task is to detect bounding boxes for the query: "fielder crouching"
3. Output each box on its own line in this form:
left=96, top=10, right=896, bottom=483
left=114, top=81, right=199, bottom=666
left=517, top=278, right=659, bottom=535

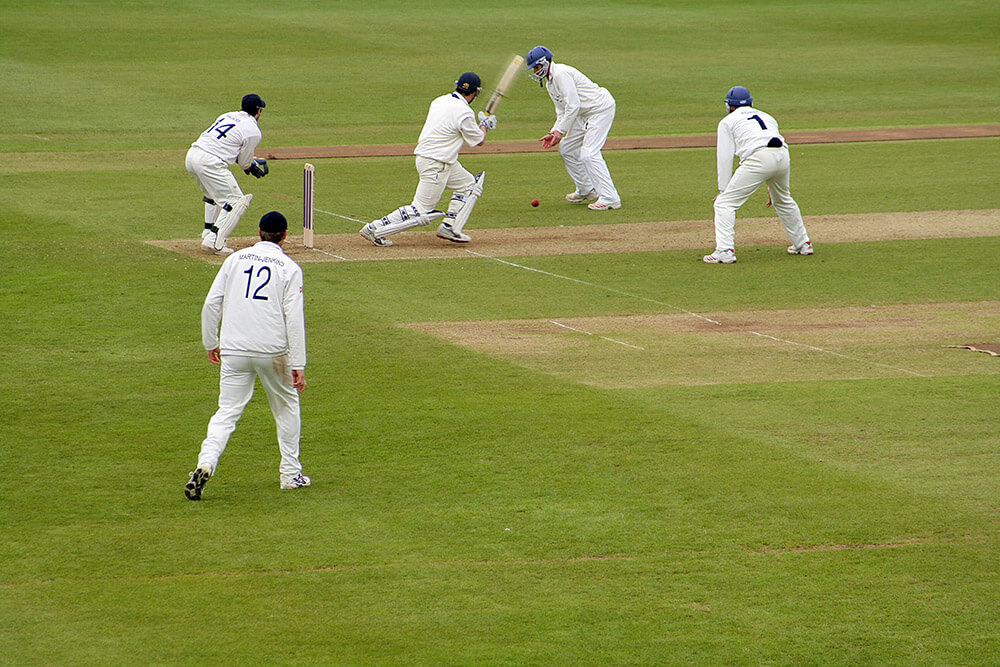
left=360, top=72, right=496, bottom=247
left=185, top=93, right=269, bottom=256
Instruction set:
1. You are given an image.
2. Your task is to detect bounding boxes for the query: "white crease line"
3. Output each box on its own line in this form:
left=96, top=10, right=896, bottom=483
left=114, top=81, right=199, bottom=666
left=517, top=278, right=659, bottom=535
left=464, top=249, right=928, bottom=378
left=746, top=330, right=927, bottom=377
left=550, top=320, right=645, bottom=350
left=317, top=208, right=366, bottom=224
left=306, top=246, right=349, bottom=260
left=464, top=250, right=722, bottom=325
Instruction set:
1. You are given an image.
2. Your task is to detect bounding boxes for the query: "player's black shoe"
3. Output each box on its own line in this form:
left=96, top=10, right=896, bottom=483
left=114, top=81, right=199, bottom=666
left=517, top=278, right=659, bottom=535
left=184, top=467, right=211, bottom=501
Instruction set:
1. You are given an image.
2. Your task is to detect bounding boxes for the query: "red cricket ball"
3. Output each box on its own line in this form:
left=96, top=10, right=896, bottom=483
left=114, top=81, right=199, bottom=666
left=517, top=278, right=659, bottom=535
left=531, top=199, right=539, bottom=207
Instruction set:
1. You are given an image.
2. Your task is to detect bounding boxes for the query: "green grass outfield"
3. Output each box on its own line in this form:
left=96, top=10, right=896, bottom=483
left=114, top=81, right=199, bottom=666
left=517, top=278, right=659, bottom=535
left=2, top=1, right=999, bottom=664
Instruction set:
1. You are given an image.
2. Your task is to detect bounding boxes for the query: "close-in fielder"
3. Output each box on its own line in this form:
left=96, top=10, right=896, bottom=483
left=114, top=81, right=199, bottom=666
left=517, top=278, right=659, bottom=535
left=524, top=46, right=621, bottom=210
left=359, top=72, right=496, bottom=247
left=185, top=93, right=269, bottom=256
left=704, top=86, right=812, bottom=264
left=185, top=211, right=310, bottom=500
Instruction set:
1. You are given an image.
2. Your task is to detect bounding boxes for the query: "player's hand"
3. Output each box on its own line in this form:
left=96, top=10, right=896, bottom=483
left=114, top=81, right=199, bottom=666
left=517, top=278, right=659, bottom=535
left=245, top=158, right=268, bottom=178
left=540, top=131, right=562, bottom=149
left=292, top=369, right=307, bottom=393
left=478, top=112, right=498, bottom=131
left=206, top=348, right=221, bottom=364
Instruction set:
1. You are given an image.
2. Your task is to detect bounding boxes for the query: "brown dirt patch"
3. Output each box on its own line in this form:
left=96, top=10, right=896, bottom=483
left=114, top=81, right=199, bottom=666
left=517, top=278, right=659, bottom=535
left=263, top=124, right=1000, bottom=160
left=147, top=209, right=1000, bottom=263
left=405, top=302, right=1000, bottom=388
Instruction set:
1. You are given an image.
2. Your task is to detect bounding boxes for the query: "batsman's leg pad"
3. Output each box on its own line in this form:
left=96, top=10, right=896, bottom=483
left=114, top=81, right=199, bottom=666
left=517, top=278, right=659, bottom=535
left=214, top=193, right=253, bottom=250
left=448, top=171, right=485, bottom=235
left=370, top=206, right=443, bottom=238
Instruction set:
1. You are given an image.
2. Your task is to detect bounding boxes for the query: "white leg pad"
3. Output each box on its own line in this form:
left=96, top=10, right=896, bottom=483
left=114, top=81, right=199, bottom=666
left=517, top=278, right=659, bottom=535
left=370, top=206, right=443, bottom=238
left=214, top=193, right=253, bottom=250
left=448, top=171, right=484, bottom=234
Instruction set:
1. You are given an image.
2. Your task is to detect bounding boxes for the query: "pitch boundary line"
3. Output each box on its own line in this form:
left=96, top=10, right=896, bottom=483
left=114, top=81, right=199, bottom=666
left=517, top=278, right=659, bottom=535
left=550, top=320, right=645, bottom=350
left=465, top=250, right=929, bottom=378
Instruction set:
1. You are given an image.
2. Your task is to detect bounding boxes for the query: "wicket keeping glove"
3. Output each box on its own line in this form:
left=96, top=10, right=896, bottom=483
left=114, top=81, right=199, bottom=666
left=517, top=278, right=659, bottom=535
left=245, top=158, right=269, bottom=178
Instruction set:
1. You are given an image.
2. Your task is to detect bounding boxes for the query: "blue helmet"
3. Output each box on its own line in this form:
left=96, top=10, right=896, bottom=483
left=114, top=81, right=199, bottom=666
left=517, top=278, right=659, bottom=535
left=725, top=86, right=753, bottom=108
left=526, top=45, right=554, bottom=82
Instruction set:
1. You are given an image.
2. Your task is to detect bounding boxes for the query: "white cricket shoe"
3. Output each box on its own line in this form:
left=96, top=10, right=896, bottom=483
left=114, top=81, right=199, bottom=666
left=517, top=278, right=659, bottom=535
left=588, top=201, right=621, bottom=211
left=436, top=223, right=471, bottom=243
left=788, top=241, right=814, bottom=255
left=566, top=190, right=598, bottom=203
left=280, top=473, right=312, bottom=490
left=200, top=232, right=234, bottom=255
left=703, top=249, right=737, bottom=264
left=360, top=224, right=393, bottom=247
left=184, top=467, right=212, bottom=501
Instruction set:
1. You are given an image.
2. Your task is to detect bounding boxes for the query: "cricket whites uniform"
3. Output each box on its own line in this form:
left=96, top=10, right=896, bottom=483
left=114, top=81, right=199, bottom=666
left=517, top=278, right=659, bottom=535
left=411, top=92, right=486, bottom=212
left=713, top=106, right=810, bottom=252
left=185, top=110, right=262, bottom=243
left=545, top=63, right=620, bottom=207
left=198, top=240, right=306, bottom=481
left=360, top=89, right=487, bottom=245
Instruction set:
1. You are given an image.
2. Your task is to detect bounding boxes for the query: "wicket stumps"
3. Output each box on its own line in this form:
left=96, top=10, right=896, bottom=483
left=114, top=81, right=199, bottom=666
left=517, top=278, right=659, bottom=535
left=303, top=163, right=315, bottom=248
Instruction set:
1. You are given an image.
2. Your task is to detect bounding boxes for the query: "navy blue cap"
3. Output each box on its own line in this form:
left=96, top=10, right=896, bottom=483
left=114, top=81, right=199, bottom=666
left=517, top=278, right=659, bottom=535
left=241, top=94, right=266, bottom=114
left=259, top=211, right=287, bottom=233
left=455, top=73, right=481, bottom=95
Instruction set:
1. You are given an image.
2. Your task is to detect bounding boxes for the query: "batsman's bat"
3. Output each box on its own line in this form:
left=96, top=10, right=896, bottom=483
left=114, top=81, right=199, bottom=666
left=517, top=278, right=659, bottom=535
left=484, top=55, right=524, bottom=116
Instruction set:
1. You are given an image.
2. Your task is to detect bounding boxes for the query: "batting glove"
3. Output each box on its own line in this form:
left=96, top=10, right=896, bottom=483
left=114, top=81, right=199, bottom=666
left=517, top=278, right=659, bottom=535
left=478, top=112, right=498, bottom=131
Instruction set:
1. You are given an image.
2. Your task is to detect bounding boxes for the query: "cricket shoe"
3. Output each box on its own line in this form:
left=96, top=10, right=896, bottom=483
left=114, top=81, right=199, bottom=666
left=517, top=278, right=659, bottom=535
left=280, top=473, right=312, bottom=490
left=787, top=241, right=814, bottom=255
left=703, top=249, right=736, bottom=264
left=360, top=224, right=393, bottom=247
left=588, top=201, right=621, bottom=211
left=201, top=233, right=234, bottom=255
left=566, top=190, right=598, bottom=203
left=184, top=467, right=212, bottom=501
left=436, top=223, right=471, bottom=243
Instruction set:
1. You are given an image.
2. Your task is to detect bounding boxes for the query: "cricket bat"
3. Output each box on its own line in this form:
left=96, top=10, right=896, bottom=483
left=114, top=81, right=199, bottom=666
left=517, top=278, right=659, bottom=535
left=484, top=55, right=524, bottom=116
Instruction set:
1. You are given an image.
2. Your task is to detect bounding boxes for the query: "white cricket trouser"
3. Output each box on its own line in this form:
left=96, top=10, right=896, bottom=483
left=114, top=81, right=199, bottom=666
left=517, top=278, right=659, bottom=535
left=713, top=146, right=809, bottom=251
left=185, top=146, right=245, bottom=207
left=411, top=156, right=476, bottom=213
left=198, top=354, right=303, bottom=478
left=559, top=106, right=620, bottom=205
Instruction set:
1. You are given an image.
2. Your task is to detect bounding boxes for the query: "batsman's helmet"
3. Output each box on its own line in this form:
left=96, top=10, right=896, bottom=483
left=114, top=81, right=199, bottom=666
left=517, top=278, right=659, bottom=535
left=241, top=93, right=266, bottom=115
left=456, top=72, right=482, bottom=96
left=526, top=45, right=554, bottom=82
left=725, top=86, right=753, bottom=108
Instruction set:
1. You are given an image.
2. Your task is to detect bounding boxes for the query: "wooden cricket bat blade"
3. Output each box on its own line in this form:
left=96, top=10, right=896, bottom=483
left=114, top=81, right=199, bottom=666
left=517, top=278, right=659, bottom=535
left=484, top=55, right=524, bottom=115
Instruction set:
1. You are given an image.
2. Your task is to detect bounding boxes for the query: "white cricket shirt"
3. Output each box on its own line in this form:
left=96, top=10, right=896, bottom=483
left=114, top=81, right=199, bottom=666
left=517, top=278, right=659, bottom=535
left=545, top=63, right=615, bottom=135
left=202, top=241, right=306, bottom=369
left=716, top=106, right=786, bottom=191
left=413, top=92, right=485, bottom=164
left=191, top=110, right=262, bottom=170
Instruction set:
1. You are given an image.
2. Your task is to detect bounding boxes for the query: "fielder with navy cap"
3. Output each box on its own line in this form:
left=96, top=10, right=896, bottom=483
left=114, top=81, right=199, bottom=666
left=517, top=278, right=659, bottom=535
left=359, top=72, right=497, bottom=246
left=186, top=210, right=311, bottom=500
left=185, top=93, right=270, bottom=256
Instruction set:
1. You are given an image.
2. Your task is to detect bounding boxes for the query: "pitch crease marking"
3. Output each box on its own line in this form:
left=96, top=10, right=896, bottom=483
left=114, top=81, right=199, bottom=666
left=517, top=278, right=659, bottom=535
left=550, top=320, right=645, bottom=350
left=465, top=250, right=927, bottom=377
